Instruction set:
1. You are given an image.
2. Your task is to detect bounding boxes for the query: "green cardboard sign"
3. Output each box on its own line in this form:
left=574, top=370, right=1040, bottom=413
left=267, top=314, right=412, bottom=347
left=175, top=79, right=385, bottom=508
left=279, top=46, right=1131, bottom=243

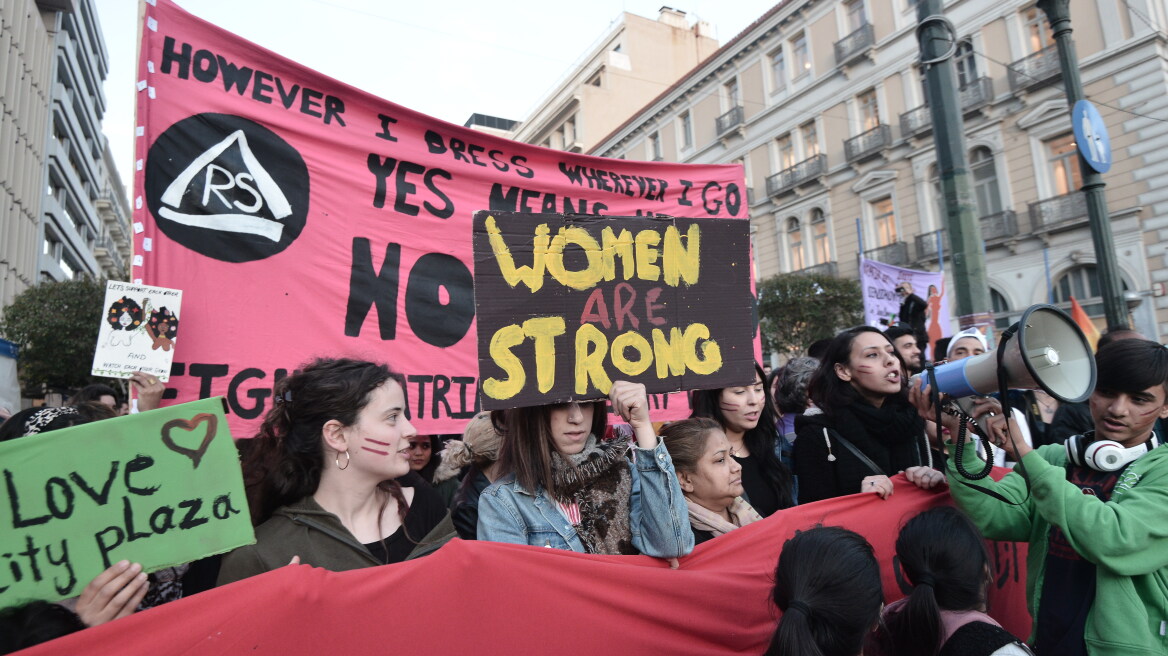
left=0, top=398, right=254, bottom=605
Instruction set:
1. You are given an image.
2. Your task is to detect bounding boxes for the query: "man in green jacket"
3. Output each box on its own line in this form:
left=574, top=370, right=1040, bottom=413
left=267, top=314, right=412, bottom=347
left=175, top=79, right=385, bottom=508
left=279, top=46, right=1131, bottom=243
left=923, top=338, right=1168, bottom=655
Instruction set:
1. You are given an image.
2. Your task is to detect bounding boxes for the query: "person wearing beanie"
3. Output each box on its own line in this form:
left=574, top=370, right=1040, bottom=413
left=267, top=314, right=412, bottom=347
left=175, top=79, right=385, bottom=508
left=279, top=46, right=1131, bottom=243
left=946, top=328, right=988, bottom=360
left=439, top=412, right=505, bottom=540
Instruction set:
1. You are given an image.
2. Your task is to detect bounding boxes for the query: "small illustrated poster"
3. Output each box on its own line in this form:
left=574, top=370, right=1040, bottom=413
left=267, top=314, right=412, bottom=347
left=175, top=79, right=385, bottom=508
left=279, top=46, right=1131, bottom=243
left=91, top=280, right=182, bottom=381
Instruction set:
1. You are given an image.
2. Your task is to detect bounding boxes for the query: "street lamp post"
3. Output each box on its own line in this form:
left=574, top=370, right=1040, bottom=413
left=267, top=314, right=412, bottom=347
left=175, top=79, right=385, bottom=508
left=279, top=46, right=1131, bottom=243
left=1037, top=0, right=1129, bottom=329
left=917, top=0, right=993, bottom=334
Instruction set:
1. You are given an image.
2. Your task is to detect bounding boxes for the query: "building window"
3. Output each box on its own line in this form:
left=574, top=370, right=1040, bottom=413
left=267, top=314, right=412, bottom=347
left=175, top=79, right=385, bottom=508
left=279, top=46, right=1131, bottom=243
left=811, top=209, right=830, bottom=264
left=770, top=47, right=786, bottom=92
left=800, top=121, right=819, bottom=157
left=858, top=89, right=880, bottom=131
left=725, top=78, right=741, bottom=108
left=680, top=111, right=693, bottom=148
left=786, top=217, right=805, bottom=271
left=792, top=32, right=811, bottom=77
left=649, top=132, right=662, bottom=160
left=991, top=288, right=1013, bottom=330
left=1024, top=6, right=1054, bottom=53
left=1047, top=133, right=1082, bottom=196
left=970, top=147, right=1002, bottom=217
left=1052, top=265, right=1127, bottom=317
left=587, top=70, right=602, bottom=87
left=955, top=40, right=978, bottom=89
left=776, top=134, right=795, bottom=170
left=845, top=0, right=867, bottom=32
left=872, top=197, right=897, bottom=247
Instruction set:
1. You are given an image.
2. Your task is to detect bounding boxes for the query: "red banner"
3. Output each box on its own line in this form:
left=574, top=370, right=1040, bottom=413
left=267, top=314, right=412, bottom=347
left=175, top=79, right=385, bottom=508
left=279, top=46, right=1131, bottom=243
left=134, top=0, right=747, bottom=435
left=21, top=481, right=1030, bottom=655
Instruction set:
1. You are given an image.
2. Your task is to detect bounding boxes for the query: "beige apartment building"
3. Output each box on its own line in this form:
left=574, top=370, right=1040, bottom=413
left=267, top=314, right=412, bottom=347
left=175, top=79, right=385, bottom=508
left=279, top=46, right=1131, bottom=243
left=590, top=0, right=1168, bottom=342
left=507, top=7, right=719, bottom=155
left=1, top=0, right=131, bottom=319
left=1, top=0, right=60, bottom=313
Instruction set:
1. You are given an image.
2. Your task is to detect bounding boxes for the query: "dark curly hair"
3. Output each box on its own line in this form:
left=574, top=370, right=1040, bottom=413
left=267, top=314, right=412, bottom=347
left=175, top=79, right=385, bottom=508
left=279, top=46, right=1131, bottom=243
left=107, top=296, right=143, bottom=331
left=148, top=306, right=179, bottom=340
left=241, top=358, right=408, bottom=526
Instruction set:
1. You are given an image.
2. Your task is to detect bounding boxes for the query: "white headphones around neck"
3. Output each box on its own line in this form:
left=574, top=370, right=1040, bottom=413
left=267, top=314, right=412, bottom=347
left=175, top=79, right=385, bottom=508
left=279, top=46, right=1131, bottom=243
left=1065, top=432, right=1161, bottom=472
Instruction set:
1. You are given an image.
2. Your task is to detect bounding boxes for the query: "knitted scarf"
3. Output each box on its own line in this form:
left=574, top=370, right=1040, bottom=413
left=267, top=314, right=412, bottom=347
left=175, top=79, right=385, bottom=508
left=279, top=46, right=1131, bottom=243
left=549, top=436, right=636, bottom=555
left=686, top=496, right=763, bottom=537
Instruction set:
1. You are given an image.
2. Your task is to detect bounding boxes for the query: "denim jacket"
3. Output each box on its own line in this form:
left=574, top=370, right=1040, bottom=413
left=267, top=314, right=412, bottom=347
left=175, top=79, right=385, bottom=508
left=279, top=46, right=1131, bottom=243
left=477, top=438, right=695, bottom=558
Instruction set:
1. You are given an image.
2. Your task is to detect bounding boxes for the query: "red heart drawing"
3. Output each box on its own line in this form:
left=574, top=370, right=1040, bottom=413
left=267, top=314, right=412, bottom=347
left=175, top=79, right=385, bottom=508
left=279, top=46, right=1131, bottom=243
left=161, top=413, right=218, bottom=469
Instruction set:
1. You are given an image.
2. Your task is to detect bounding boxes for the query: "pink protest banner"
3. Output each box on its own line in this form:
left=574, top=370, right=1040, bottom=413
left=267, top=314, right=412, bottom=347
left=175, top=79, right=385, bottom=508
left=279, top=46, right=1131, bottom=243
left=134, top=0, right=748, bottom=435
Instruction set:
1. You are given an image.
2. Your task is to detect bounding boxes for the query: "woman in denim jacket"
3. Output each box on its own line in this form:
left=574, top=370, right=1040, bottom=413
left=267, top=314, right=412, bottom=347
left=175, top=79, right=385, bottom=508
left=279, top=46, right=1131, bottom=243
left=477, top=381, right=694, bottom=557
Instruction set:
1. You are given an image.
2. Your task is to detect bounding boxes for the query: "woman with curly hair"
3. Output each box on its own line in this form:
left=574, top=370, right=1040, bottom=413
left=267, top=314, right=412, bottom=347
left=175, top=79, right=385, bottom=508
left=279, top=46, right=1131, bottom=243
left=217, top=358, right=447, bottom=584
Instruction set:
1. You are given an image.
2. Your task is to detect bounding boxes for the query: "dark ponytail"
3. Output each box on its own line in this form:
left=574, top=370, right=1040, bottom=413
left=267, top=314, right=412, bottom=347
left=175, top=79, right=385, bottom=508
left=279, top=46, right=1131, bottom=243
left=766, top=526, right=883, bottom=656
left=877, top=506, right=991, bottom=656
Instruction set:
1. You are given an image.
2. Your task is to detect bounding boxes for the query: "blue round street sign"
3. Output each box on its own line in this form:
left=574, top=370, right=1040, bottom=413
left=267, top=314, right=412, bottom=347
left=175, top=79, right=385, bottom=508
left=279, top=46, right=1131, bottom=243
left=1072, top=100, right=1111, bottom=173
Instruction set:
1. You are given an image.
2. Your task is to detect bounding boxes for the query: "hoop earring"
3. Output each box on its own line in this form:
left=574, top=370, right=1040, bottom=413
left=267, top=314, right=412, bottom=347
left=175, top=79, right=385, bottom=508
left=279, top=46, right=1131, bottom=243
left=336, top=451, right=350, bottom=471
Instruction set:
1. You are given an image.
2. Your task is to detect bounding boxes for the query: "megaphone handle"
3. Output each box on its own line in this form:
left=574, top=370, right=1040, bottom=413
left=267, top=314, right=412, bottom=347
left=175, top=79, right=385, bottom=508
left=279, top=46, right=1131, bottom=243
left=927, top=357, right=995, bottom=480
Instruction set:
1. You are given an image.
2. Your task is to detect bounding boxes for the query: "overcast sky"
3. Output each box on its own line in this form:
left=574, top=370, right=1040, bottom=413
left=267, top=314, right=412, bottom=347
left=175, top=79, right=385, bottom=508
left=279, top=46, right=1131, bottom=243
left=93, top=0, right=778, bottom=183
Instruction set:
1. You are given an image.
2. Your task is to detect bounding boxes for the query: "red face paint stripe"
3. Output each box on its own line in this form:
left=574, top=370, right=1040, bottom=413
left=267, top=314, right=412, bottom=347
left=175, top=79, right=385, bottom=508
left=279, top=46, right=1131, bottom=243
left=365, top=438, right=391, bottom=446
left=361, top=447, right=389, bottom=456
left=719, top=402, right=741, bottom=411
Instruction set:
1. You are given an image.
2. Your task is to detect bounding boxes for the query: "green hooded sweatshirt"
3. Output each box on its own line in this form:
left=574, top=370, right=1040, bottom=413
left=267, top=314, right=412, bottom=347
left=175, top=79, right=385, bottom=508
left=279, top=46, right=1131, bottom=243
left=949, top=442, right=1168, bottom=655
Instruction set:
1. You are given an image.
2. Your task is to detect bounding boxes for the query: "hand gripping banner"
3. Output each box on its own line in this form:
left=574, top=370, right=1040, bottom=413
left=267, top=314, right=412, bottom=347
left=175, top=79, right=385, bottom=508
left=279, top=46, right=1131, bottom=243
left=134, top=0, right=748, bottom=435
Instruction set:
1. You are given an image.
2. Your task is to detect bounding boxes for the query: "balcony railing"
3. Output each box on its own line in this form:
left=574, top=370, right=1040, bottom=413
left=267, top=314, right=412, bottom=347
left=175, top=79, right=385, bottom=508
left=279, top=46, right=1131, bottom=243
left=766, top=154, right=827, bottom=196
left=834, top=24, right=875, bottom=65
left=899, top=77, right=994, bottom=139
left=716, top=106, right=745, bottom=136
left=863, top=241, right=910, bottom=267
left=980, top=209, right=1018, bottom=241
left=959, top=76, right=993, bottom=113
left=1008, top=46, right=1060, bottom=91
left=795, top=261, right=839, bottom=278
left=913, top=210, right=1019, bottom=262
left=845, top=124, right=891, bottom=162
left=914, top=230, right=949, bottom=261
left=899, top=105, right=931, bottom=137
left=1028, top=192, right=1088, bottom=231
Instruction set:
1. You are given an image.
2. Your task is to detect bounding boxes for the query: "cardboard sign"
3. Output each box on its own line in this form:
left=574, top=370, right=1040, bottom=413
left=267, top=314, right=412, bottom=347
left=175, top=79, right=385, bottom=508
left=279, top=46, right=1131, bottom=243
left=135, top=0, right=748, bottom=434
left=473, top=212, right=755, bottom=409
left=0, top=398, right=253, bottom=605
left=91, top=280, right=183, bottom=381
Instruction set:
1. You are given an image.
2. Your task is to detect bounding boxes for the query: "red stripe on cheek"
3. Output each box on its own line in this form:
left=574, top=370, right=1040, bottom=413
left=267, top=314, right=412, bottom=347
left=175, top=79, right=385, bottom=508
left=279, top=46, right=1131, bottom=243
left=361, top=447, right=389, bottom=456
left=719, top=402, right=741, bottom=412
left=365, top=438, right=391, bottom=446
left=855, top=366, right=873, bottom=372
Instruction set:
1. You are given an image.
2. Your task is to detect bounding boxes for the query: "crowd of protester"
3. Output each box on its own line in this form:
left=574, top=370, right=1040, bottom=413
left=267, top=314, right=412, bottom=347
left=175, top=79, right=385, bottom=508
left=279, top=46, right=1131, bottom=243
left=2, top=319, right=1167, bottom=656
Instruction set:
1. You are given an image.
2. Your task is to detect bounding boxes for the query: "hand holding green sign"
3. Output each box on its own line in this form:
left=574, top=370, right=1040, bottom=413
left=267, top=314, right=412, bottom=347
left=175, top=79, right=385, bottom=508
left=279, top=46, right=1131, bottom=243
left=0, top=398, right=254, bottom=605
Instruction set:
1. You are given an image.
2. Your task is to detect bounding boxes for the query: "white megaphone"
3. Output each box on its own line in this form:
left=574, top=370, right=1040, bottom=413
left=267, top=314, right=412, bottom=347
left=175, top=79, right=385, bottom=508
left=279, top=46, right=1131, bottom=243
left=911, top=304, right=1097, bottom=404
